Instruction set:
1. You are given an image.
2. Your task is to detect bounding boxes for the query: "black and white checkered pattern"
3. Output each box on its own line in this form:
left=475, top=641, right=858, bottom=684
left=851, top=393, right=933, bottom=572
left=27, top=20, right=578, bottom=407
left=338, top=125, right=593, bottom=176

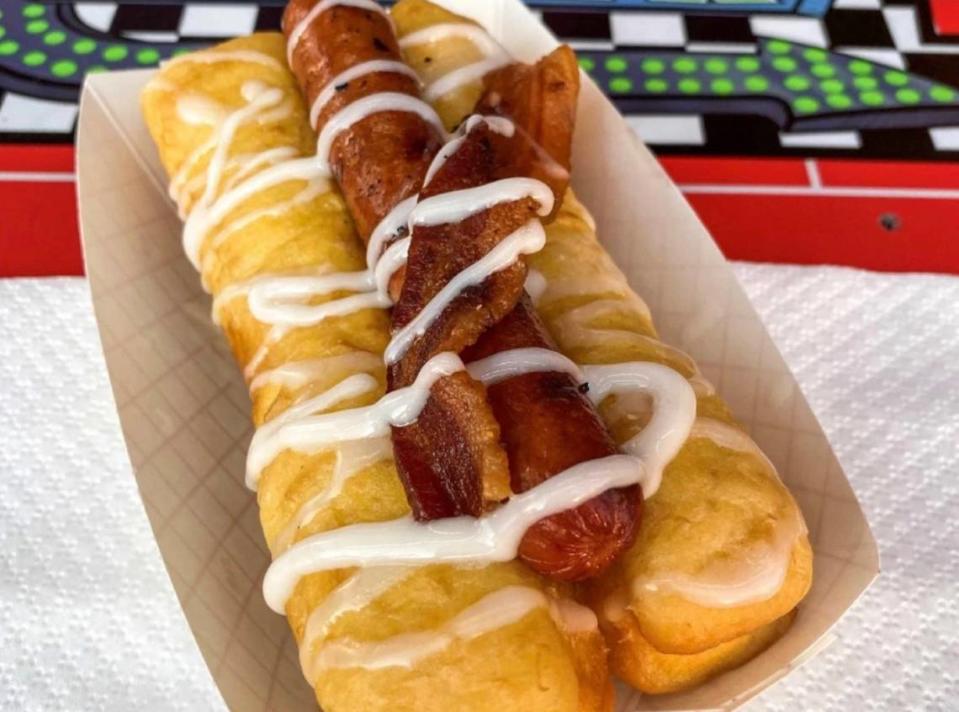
left=0, top=92, right=79, bottom=137
left=70, top=2, right=281, bottom=41
left=3, top=1, right=959, bottom=155
left=537, top=0, right=959, bottom=155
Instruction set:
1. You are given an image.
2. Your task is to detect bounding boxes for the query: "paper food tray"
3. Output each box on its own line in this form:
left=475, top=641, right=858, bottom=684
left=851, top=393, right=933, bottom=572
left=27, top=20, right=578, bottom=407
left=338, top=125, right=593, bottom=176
left=75, top=1, right=879, bottom=709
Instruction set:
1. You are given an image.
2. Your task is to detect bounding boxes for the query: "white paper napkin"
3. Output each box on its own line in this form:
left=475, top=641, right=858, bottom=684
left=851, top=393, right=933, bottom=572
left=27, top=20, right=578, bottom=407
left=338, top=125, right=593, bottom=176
left=1, top=263, right=957, bottom=710
left=732, top=263, right=959, bottom=711
left=0, top=278, right=226, bottom=712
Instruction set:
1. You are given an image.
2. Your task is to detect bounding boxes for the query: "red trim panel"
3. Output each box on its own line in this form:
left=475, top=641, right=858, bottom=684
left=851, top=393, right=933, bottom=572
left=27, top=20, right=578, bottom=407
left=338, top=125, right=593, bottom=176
left=660, top=157, right=811, bottom=186
left=3, top=153, right=959, bottom=277
left=931, top=0, right=959, bottom=36
left=818, top=159, right=959, bottom=190
left=0, top=182, right=82, bottom=277
left=0, top=145, right=74, bottom=173
left=687, top=193, right=959, bottom=274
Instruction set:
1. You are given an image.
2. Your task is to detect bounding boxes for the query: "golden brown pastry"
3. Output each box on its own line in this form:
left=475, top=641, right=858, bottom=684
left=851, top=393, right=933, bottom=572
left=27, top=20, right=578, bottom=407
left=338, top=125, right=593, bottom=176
left=532, top=195, right=813, bottom=657
left=614, top=612, right=798, bottom=695
left=142, top=32, right=611, bottom=712
left=390, top=0, right=813, bottom=692
left=140, top=0, right=814, bottom=703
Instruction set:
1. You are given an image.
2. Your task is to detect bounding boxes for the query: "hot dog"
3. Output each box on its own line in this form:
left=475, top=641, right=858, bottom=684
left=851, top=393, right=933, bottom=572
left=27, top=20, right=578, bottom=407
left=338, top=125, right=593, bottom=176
left=283, top=0, right=640, bottom=580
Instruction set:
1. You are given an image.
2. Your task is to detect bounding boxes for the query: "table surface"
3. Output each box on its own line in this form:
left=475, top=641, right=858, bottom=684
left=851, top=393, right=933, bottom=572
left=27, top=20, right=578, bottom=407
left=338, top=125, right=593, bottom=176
left=1, top=262, right=957, bottom=711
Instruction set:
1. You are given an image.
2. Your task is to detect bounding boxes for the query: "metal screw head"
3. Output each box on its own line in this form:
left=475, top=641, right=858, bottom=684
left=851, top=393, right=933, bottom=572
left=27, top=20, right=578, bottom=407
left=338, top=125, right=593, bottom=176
left=879, top=213, right=901, bottom=232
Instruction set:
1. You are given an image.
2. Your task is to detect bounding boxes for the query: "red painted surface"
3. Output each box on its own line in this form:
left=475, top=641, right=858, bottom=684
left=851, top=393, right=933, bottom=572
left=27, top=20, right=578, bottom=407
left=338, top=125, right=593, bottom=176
left=659, top=156, right=810, bottom=186
left=930, top=0, right=959, bottom=36
left=687, top=193, right=959, bottom=274
left=3, top=149, right=959, bottom=277
left=0, top=144, right=74, bottom=172
left=818, top=159, right=959, bottom=190
left=0, top=181, right=82, bottom=277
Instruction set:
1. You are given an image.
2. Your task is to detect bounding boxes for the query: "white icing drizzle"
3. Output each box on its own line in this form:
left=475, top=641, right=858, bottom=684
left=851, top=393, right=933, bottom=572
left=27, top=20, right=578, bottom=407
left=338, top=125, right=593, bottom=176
left=184, top=156, right=327, bottom=268
left=399, top=23, right=512, bottom=102
left=299, top=575, right=597, bottom=680
left=176, top=81, right=314, bottom=267
left=409, top=178, right=554, bottom=228
left=689, top=417, right=775, bottom=469
left=556, top=295, right=654, bottom=337
left=309, top=585, right=552, bottom=673
left=550, top=597, right=599, bottom=634
left=213, top=266, right=327, bottom=326
left=142, top=77, right=176, bottom=94
left=250, top=351, right=383, bottom=393
left=227, top=230, right=405, bottom=373
left=534, top=275, right=643, bottom=311
left=300, top=566, right=415, bottom=679
left=398, top=23, right=504, bottom=56
left=246, top=352, right=465, bottom=489
left=196, top=30, right=704, bottom=618
left=226, top=230, right=406, bottom=376
left=316, top=92, right=447, bottom=174
left=163, top=49, right=284, bottom=72
left=248, top=270, right=389, bottom=327
left=601, top=588, right=630, bottom=624
left=467, top=347, right=581, bottom=387
left=524, top=268, right=548, bottom=304
left=233, top=117, right=539, bottom=366
left=633, top=535, right=798, bottom=609
left=173, top=136, right=275, bottom=219
left=169, top=134, right=217, bottom=215
left=548, top=299, right=704, bottom=382
left=309, top=59, right=421, bottom=129
left=165, top=28, right=795, bottom=646
left=207, top=174, right=327, bottom=264
left=244, top=327, right=287, bottom=382
left=264, top=454, right=637, bottom=612
left=528, top=249, right=716, bottom=398
left=179, top=148, right=301, bottom=224
left=385, top=219, right=547, bottom=365
left=366, top=194, right=418, bottom=270
left=423, top=136, right=466, bottom=188
left=176, top=92, right=228, bottom=126
left=220, top=147, right=300, bottom=193
left=631, top=418, right=806, bottom=608
left=261, top=356, right=696, bottom=611
left=273, top=436, right=394, bottom=554
left=286, top=0, right=391, bottom=67
left=581, top=362, right=697, bottom=499
left=466, top=349, right=697, bottom=495
left=463, top=113, right=515, bottom=136
left=423, top=55, right=512, bottom=102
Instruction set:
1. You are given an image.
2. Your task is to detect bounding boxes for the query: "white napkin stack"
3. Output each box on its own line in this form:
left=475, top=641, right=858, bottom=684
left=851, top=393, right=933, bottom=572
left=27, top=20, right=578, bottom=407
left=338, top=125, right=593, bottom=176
left=0, top=279, right=225, bottom=711
left=733, top=263, right=959, bottom=711
left=1, top=263, right=957, bottom=710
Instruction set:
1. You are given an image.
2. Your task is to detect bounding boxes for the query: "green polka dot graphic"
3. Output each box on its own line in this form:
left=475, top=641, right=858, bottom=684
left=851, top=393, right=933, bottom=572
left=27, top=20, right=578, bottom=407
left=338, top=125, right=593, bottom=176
left=0, top=3, right=202, bottom=99
left=576, top=37, right=959, bottom=130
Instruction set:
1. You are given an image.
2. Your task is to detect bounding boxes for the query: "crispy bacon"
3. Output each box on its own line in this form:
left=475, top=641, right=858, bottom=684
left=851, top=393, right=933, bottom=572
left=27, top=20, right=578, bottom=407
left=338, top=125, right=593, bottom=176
left=283, top=3, right=439, bottom=239
left=464, top=299, right=642, bottom=580
left=283, top=0, right=641, bottom=579
left=478, top=45, right=580, bottom=218
left=284, top=0, right=511, bottom=516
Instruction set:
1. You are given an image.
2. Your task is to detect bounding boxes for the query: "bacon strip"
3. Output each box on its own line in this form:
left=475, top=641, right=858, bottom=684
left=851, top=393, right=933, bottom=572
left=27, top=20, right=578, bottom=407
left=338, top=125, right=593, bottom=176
left=283, top=0, right=640, bottom=580
left=464, top=298, right=642, bottom=580
left=284, top=1, right=510, bottom=517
